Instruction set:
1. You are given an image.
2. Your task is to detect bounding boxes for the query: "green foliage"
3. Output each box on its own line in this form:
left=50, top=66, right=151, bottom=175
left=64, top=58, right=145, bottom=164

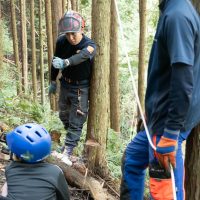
left=81, top=0, right=90, bottom=7
left=106, top=129, right=129, bottom=178
left=0, top=92, right=64, bottom=134
left=1, top=20, right=13, bottom=55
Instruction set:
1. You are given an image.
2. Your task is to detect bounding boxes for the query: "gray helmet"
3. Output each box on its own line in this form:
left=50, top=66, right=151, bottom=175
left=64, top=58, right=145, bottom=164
left=58, top=10, right=85, bottom=35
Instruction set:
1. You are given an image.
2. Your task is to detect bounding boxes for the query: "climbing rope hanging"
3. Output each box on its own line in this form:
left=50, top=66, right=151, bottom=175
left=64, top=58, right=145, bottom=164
left=113, top=0, right=177, bottom=199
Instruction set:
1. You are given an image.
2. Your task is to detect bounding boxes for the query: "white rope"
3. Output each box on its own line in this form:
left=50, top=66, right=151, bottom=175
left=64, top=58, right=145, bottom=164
left=113, top=0, right=177, bottom=199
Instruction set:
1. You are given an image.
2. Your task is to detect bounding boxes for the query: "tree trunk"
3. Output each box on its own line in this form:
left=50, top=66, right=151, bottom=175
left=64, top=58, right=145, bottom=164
left=86, top=0, right=111, bottom=177
left=10, top=0, right=22, bottom=94
left=70, top=0, right=76, bottom=10
left=110, top=0, right=120, bottom=133
left=45, top=0, right=53, bottom=79
left=62, top=0, right=66, bottom=14
left=45, top=0, right=56, bottom=110
left=76, top=0, right=79, bottom=11
left=39, top=0, right=45, bottom=105
left=20, top=0, right=28, bottom=93
left=138, top=0, right=147, bottom=112
left=30, top=0, right=37, bottom=101
left=51, top=0, right=62, bottom=50
left=185, top=127, right=200, bottom=199
left=0, top=2, right=3, bottom=90
left=51, top=0, right=63, bottom=111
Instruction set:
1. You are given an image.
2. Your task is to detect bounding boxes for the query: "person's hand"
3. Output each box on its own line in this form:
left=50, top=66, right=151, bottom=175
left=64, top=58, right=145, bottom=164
left=155, top=131, right=178, bottom=171
left=48, top=82, right=57, bottom=94
left=52, top=57, right=70, bottom=70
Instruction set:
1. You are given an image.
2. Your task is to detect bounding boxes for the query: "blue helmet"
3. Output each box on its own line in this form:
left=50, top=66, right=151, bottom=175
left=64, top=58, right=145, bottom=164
left=6, top=123, right=52, bottom=163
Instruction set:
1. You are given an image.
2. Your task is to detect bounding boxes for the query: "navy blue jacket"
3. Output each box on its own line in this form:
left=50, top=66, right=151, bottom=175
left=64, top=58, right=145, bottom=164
left=145, top=0, right=200, bottom=134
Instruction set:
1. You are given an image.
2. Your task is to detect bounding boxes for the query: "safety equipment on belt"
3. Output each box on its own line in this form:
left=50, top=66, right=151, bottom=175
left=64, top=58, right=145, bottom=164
left=76, top=89, right=85, bottom=116
left=49, top=82, right=57, bottom=94
left=149, top=163, right=173, bottom=199
left=52, top=57, right=70, bottom=70
left=6, top=123, right=52, bottom=163
left=156, top=131, right=178, bottom=171
left=58, top=10, right=85, bottom=34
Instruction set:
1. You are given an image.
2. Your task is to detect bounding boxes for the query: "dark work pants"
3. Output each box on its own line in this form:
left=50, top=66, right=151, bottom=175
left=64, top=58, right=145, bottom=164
left=59, top=85, right=89, bottom=148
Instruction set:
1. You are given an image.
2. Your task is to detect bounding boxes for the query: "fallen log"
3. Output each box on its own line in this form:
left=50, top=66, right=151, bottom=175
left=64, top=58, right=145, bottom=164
left=48, top=153, right=118, bottom=200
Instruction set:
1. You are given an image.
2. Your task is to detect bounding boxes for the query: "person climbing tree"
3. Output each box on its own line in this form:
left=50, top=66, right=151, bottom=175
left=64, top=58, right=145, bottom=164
left=49, top=10, right=96, bottom=166
left=120, top=0, right=200, bottom=199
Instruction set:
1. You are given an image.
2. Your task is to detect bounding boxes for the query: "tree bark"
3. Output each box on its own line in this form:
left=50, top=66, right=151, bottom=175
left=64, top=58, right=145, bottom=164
left=0, top=2, right=3, bottom=90
left=10, top=0, right=22, bottom=94
left=51, top=0, right=63, bottom=111
left=30, top=0, right=37, bottom=101
left=39, top=0, right=45, bottom=105
left=45, top=0, right=56, bottom=110
left=86, top=0, right=111, bottom=177
left=70, top=0, right=76, bottom=10
left=185, top=127, right=200, bottom=199
left=51, top=0, right=62, bottom=50
left=62, top=0, right=66, bottom=14
left=20, top=0, right=28, bottom=93
left=45, top=0, right=53, bottom=79
left=138, top=0, right=147, bottom=112
left=110, top=0, right=120, bottom=133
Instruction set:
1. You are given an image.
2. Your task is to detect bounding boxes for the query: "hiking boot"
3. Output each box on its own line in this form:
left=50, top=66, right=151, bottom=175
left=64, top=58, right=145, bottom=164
left=65, top=146, right=74, bottom=156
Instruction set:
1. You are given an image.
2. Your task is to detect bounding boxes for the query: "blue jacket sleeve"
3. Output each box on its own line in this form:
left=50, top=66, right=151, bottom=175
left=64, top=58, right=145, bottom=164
left=165, top=63, right=193, bottom=133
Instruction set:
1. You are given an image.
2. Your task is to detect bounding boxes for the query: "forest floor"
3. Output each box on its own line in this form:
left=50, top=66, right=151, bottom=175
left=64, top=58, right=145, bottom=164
left=0, top=143, right=93, bottom=200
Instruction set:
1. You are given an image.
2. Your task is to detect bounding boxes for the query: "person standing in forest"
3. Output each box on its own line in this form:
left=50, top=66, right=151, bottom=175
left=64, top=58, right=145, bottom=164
left=120, top=0, right=200, bottom=199
left=49, top=11, right=96, bottom=165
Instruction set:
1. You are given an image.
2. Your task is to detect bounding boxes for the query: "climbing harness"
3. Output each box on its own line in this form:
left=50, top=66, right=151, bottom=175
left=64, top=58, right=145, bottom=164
left=113, top=0, right=177, bottom=199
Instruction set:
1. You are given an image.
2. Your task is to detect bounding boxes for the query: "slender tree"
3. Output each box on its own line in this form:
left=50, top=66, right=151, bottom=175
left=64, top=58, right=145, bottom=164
left=10, top=0, right=22, bottom=94
left=138, top=0, right=147, bottom=111
left=30, top=0, right=37, bottom=101
left=39, top=0, right=45, bottom=105
left=51, top=0, right=63, bottom=111
left=76, top=0, right=79, bottom=11
left=86, top=0, right=111, bottom=177
left=62, top=0, right=66, bottom=14
left=70, top=0, right=76, bottom=10
left=51, top=0, right=62, bottom=50
left=185, top=127, right=200, bottom=199
left=20, top=0, right=28, bottom=93
left=0, top=1, right=3, bottom=90
left=44, top=0, right=53, bottom=77
left=45, top=0, right=55, bottom=110
left=110, top=0, right=120, bottom=133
